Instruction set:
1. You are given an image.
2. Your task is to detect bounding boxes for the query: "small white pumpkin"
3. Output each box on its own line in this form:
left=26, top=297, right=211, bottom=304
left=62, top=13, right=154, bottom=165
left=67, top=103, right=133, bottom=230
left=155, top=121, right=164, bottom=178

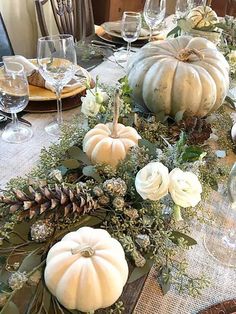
left=187, top=6, right=218, bottom=29
left=83, top=92, right=141, bottom=167
left=127, top=36, right=229, bottom=118
left=44, top=227, right=129, bottom=312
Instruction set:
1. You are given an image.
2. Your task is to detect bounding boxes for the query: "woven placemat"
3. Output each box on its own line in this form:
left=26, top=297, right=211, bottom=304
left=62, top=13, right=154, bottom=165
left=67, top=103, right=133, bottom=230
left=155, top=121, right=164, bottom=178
left=134, top=192, right=236, bottom=314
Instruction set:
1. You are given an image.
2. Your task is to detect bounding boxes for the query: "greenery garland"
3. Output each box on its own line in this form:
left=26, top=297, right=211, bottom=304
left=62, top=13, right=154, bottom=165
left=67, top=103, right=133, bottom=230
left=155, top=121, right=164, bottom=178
left=0, top=71, right=235, bottom=313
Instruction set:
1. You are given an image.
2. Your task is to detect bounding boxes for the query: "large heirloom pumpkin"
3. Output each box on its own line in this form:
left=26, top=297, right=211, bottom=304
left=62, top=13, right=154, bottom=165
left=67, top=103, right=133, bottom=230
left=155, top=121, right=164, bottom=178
left=127, top=36, right=229, bottom=118
left=44, top=227, right=128, bottom=312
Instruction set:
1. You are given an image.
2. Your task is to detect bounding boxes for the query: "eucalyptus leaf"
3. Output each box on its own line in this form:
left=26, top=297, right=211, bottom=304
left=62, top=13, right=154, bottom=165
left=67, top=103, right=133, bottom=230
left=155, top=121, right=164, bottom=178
left=128, top=259, right=154, bottom=283
left=167, top=25, right=181, bottom=37
left=138, top=139, right=157, bottom=157
left=170, top=231, right=197, bottom=246
left=57, top=165, right=68, bottom=176
left=225, top=95, right=236, bottom=110
left=0, top=256, right=6, bottom=265
left=68, top=147, right=91, bottom=165
left=0, top=281, right=12, bottom=293
left=181, top=146, right=203, bottom=162
left=82, top=165, right=102, bottom=182
left=158, top=266, right=171, bottom=295
left=61, top=159, right=80, bottom=170
left=18, top=249, right=42, bottom=272
left=1, top=301, right=19, bottom=314
left=42, top=287, right=51, bottom=313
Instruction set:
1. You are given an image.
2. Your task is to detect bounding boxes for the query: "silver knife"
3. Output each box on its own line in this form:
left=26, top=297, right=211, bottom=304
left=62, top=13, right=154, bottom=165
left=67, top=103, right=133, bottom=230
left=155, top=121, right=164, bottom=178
left=0, top=111, right=32, bottom=127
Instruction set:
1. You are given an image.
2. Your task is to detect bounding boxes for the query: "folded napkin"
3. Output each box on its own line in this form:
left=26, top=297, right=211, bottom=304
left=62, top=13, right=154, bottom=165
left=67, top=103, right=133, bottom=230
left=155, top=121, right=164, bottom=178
left=3, top=55, right=88, bottom=93
left=103, top=21, right=160, bottom=37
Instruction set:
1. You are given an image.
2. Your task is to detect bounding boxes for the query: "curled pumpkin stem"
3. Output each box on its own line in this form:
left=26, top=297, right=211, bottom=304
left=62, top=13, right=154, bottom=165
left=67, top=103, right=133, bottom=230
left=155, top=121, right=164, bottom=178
left=111, top=89, right=120, bottom=139
left=176, top=48, right=204, bottom=62
left=71, top=245, right=95, bottom=257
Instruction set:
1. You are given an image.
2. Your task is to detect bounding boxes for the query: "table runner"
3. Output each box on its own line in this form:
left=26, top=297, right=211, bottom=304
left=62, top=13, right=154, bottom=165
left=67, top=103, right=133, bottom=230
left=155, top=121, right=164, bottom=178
left=134, top=193, right=236, bottom=314
left=0, top=42, right=236, bottom=314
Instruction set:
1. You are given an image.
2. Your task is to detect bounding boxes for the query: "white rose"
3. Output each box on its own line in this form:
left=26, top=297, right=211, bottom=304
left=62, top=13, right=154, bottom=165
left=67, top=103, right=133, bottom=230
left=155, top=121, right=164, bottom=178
left=81, top=88, right=108, bottom=117
left=135, top=162, right=169, bottom=201
left=169, top=168, right=202, bottom=208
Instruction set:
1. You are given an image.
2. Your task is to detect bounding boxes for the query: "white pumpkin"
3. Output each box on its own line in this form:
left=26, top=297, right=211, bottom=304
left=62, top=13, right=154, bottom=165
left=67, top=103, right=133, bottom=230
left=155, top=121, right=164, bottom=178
left=44, top=227, right=129, bottom=312
left=187, top=6, right=218, bottom=29
left=83, top=91, right=141, bottom=167
left=127, top=36, right=229, bottom=118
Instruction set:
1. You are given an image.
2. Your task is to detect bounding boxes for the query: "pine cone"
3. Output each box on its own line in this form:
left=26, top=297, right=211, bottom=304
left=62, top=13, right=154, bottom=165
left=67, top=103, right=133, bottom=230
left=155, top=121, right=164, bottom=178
left=169, top=117, right=212, bottom=145
left=0, top=184, right=99, bottom=221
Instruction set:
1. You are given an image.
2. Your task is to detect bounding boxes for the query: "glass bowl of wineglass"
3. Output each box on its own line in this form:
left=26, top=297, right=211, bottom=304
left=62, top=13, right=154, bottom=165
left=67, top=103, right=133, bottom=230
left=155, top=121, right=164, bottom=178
left=144, top=0, right=166, bottom=42
left=0, top=63, right=33, bottom=143
left=37, top=34, right=77, bottom=137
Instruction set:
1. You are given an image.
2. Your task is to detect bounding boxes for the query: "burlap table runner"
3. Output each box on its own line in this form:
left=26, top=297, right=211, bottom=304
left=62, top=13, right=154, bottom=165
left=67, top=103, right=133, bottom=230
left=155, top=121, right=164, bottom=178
left=134, top=192, right=236, bottom=314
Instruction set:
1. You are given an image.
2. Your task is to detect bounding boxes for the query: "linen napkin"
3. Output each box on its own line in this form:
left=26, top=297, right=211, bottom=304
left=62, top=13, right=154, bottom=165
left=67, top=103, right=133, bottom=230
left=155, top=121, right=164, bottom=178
left=103, top=21, right=160, bottom=37
left=2, top=55, right=88, bottom=93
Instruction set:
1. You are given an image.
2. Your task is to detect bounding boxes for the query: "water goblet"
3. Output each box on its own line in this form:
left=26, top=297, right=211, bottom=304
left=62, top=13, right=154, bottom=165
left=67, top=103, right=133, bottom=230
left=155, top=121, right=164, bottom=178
left=175, top=0, right=192, bottom=19
left=121, top=12, right=142, bottom=60
left=0, top=65, right=32, bottom=143
left=144, top=0, right=166, bottom=42
left=37, top=34, right=77, bottom=136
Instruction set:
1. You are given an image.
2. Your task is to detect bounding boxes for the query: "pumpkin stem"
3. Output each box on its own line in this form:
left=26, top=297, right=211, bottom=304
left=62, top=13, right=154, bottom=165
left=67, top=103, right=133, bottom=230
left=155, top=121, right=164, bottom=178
left=111, top=89, right=120, bottom=138
left=176, top=48, right=204, bottom=62
left=71, top=245, right=95, bottom=257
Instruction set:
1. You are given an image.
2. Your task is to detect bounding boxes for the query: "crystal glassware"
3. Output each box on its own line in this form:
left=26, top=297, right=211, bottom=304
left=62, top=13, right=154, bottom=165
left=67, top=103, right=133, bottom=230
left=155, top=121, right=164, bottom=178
left=175, top=0, right=192, bottom=19
left=0, top=63, right=33, bottom=143
left=143, top=0, right=166, bottom=42
left=37, top=34, right=77, bottom=136
left=204, top=163, right=236, bottom=267
left=121, top=12, right=142, bottom=60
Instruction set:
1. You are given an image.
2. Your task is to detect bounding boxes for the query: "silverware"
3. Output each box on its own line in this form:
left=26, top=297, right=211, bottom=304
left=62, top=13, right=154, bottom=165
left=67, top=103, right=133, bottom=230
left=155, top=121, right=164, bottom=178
left=0, top=111, right=32, bottom=127
left=91, top=40, right=117, bottom=49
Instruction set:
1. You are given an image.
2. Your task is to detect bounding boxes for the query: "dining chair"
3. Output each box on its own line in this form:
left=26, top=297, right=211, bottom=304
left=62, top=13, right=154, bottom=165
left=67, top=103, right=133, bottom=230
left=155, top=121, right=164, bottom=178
left=0, top=12, right=14, bottom=62
left=35, top=0, right=95, bottom=42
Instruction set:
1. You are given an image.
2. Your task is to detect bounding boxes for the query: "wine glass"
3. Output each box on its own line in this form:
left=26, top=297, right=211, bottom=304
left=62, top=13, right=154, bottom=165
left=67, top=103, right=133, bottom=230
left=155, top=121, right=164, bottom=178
left=204, top=164, right=236, bottom=267
left=0, top=63, right=33, bottom=143
left=188, top=0, right=207, bottom=8
left=37, top=34, right=77, bottom=136
left=143, top=0, right=166, bottom=42
left=175, top=0, right=191, bottom=19
left=121, top=12, right=142, bottom=61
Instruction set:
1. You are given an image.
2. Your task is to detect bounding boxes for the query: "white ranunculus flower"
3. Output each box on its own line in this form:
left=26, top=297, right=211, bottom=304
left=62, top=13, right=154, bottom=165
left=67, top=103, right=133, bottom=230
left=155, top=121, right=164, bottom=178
left=135, top=162, right=169, bottom=201
left=81, top=88, right=108, bottom=117
left=169, top=168, right=202, bottom=208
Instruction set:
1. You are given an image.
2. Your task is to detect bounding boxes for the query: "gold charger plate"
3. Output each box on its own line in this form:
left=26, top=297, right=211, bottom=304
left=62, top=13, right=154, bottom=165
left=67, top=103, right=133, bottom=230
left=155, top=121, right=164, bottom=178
left=29, top=64, right=91, bottom=101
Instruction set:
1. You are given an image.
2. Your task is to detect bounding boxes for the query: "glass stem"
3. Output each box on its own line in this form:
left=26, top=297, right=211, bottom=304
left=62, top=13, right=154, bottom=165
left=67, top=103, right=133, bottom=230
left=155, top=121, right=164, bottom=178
left=127, top=42, right=131, bottom=60
left=55, top=87, right=63, bottom=126
left=11, top=112, right=19, bottom=131
left=149, top=28, right=153, bottom=42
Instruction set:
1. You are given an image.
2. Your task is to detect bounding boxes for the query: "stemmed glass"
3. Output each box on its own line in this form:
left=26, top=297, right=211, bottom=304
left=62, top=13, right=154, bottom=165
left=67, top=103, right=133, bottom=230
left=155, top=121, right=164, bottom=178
left=0, top=62, right=32, bottom=143
left=144, top=0, right=166, bottom=42
left=204, top=164, right=236, bottom=267
left=121, top=12, right=142, bottom=60
left=175, top=0, right=192, bottom=19
left=37, top=34, right=77, bottom=136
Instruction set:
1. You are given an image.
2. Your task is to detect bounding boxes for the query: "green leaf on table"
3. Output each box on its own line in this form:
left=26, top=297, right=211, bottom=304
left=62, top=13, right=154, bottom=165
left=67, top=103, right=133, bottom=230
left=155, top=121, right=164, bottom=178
left=170, top=231, right=197, bottom=247
left=158, top=266, right=172, bottom=295
left=225, top=94, right=236, bottom=110
left=1, top=302, right=19, bottom=314
left=61, top=159, right=80, bottom=170
left=0, top=256, right=6, bottom=265
left=42, top=287, right=51, bottom=313
left=57, top=165, right=68, bottom=176
left=0, top=281, right=12, bottom=293
left=128, top=259, right=154, bottom=283
left=82, top=165, right=102, bottom=182
left=181, top=146, right=203, bottom=162
left=68, top=146, right=91, bottom=165
left=138, top=139, right=157, bottom=157
left=18, top=249, right=42, bottom=273
left=167, top=26, right=181, bottom=38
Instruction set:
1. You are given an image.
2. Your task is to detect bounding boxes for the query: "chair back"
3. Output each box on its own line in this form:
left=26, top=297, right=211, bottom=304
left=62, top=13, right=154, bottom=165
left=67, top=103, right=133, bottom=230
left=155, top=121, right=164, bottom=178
left=35, top=0, right=94, bottom=41
left=0, top=12, right=14, bottom=62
